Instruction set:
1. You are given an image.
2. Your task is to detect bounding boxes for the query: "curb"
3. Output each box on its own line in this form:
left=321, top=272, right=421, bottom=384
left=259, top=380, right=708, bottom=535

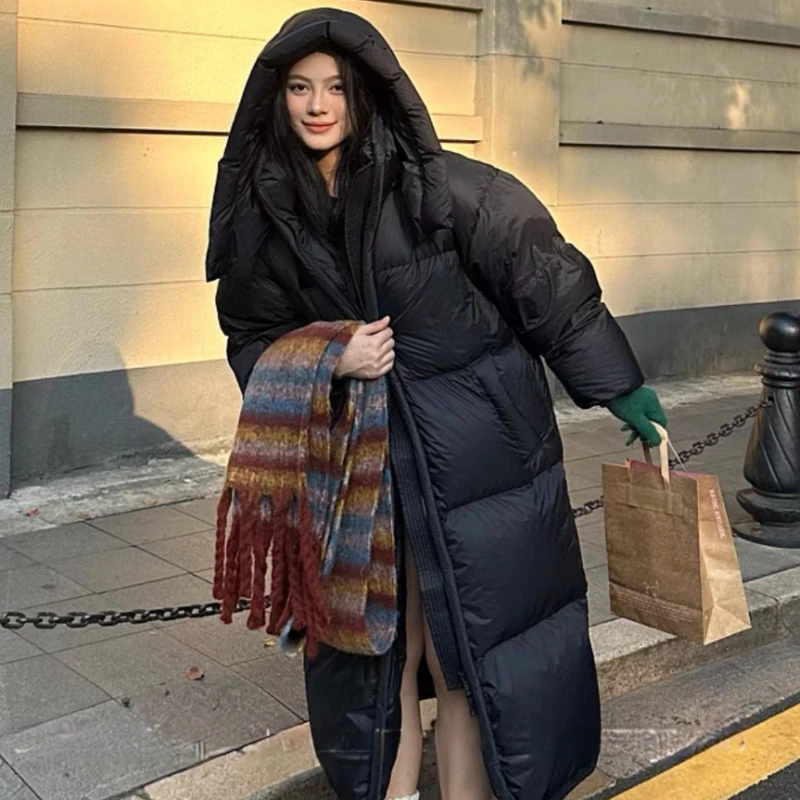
left=589, top=687, right=800, bottom=800
left=135, top=566, right=800, bottom=800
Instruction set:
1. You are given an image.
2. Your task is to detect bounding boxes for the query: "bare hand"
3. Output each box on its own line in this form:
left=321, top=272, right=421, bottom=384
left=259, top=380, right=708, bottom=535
left=335, top=317, right=395, bottom=380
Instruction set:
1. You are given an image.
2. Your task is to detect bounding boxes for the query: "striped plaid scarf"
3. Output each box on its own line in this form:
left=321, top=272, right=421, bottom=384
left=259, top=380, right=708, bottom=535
left=213, top=321, right=397, bottom=658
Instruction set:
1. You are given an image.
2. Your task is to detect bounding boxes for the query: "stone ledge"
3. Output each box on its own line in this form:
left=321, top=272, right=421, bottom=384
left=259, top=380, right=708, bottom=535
left=592, top=586, right=782, bottom=702
left=563, top=0, right=800, bottom=48
left=560, top=122, right=800, bottom=154
left=16, top=93, right=484, bottom=143
left=383, top=0, right=484, bottom=10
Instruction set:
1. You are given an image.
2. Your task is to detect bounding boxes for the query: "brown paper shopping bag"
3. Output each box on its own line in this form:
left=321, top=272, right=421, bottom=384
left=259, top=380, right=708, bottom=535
left=602, top=423, right=751, bottom=645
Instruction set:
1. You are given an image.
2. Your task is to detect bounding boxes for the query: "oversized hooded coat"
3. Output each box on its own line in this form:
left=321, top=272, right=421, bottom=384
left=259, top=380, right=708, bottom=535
left=206, top=9, right=644, bottom=800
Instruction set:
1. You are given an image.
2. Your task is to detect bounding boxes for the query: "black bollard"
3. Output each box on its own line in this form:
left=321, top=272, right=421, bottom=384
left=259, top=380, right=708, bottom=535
left=735, top=311, right=800, bottom=548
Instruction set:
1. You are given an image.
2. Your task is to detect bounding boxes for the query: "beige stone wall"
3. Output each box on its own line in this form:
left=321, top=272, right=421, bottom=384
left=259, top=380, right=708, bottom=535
left=559, top=4, right=800, bottom=319
left=0, top=0, right=16, bottom=493
left=1, top=0, right=14, bottom=391
left=4, top=0, right=800, bottom=487
left=12, top=0, right=481, bottom=385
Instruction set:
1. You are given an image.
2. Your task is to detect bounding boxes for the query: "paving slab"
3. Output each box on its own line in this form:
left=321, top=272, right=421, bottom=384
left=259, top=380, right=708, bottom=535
left=562, top=429, right=630, bottom=461
left=13, top=575, right=215, bottom=653
left=54, top=629, right=212, bottom=699
left=577, top=518, right=606, bottom=549
left=587, top=564, right=615, bottom=627
left=570, top=486, right=605, bottom=513
left=0, top=654, right=109, bottom=735
left=100, top=572, right=215, bottom=625
left=0, top=565, right=91, bottom=612
left=15, top=592, right=153, bottom=653
left=566, top=471, right=602, bottom=493
left=579, top=541, right=607, bottom=571
left=734, top=536, right=800, bottom=582
left=126, top=662, right=300, bottom=760
left=0, top=514, right=55, bottom=539
left=0, top=700, right=195, bottom=800
left=139, top=529, right=217, bottom=573
left=49, top=547, right=184, bottom=593
left=172, top=496, right=221, bottom=527
left=162, top=612, right=279, bottom=667
left=194, top=568, right=215, bottom=584
left=0, top=544, right=35, bottom=573
left=747, top=566, right=800, bottom=636
left=0, top=628, right=42, bottom=665
left=1, top=523, right=127, bottom=566
left=666, top=407, right=755, bottom=442
left=89, top=506, right=210, bottom=545
left=234, top=653, right=309, bottom=720
left=567, top=449, right=634, bottom=486
left=0, top=757, right=40, bottom=800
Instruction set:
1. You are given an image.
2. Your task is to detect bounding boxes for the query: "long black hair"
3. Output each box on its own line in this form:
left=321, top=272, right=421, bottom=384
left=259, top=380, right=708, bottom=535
left=242, top=49, right=376, bottom=241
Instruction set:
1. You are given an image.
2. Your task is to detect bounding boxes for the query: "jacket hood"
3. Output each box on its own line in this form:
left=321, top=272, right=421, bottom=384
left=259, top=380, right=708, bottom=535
left=206, top=8, right=451, bottom=281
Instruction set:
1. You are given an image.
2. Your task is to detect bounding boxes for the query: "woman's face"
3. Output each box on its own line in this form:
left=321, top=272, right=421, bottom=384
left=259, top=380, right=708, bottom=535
left=285, top=52, right=349, bottom=153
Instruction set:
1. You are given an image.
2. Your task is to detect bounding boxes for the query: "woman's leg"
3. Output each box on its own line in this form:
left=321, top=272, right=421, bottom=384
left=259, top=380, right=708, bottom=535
left=385, top=543, right=425, bottom=799
left=423, top=615, right=493, bottom=800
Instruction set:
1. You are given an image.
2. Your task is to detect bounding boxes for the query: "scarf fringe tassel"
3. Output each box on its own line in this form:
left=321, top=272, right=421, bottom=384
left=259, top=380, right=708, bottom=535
left=213, top=485, right=330, bottom=658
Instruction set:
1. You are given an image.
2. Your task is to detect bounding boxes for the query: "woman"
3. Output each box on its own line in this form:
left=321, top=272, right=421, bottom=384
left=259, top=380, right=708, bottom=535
left=207, top=9, right=666, bottom=800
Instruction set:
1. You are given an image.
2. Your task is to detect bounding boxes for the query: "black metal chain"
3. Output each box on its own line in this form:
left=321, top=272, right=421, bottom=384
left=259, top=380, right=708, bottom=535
left=568, top=400, right=768, bottom=519
left=0, top=598, right=262, bottom=631
left=0, top=401, right=770, bottom=631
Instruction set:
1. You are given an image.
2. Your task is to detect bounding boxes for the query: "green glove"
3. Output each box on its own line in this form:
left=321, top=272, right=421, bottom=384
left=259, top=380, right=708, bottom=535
left=606, top=386, right=667, bottom=447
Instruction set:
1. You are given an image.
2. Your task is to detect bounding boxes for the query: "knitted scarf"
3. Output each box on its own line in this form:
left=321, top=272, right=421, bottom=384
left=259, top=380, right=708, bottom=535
left=213, top=321, right=397, bottom=658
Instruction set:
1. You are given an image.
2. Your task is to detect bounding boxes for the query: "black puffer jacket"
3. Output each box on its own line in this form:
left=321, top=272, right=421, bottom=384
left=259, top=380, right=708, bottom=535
left=207, top=9, right=644, bottom=800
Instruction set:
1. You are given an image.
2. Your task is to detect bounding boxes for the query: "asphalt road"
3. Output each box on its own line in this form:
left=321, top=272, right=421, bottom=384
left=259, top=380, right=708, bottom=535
left=733, top=760, right=800, bottom=800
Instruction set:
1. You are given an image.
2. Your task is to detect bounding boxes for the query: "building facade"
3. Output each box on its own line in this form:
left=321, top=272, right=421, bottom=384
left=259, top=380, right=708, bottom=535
left=1, top=0, right=799, bottom=494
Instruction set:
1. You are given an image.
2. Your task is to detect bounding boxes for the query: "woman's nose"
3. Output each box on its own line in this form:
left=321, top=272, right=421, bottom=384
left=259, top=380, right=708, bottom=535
left=308, top=91, right=326, bottom=116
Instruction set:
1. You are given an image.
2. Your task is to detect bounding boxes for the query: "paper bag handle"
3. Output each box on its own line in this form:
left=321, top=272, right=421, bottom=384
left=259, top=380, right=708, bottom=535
left=642, top=422, right=670, bottom=484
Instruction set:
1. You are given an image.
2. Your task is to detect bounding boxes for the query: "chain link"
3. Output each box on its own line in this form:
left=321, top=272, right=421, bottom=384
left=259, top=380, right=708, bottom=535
left=0, top=401, right=770, bottom=631
left=0, top=599, right=260, bottom=631
left=567, top=401, right=769, bottom=518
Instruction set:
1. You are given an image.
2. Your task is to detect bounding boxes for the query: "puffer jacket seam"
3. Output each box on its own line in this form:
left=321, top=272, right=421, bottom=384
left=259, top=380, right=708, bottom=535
left=403, top=340, right=518, bottom=385
left=465, top=166, right=501, bottom=250
left=444, top=480, right=536, bottom=516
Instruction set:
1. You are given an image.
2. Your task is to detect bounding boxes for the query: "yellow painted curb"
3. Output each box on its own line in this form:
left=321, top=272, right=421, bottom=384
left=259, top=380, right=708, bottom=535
left=616, top=703, right=800, bottom=800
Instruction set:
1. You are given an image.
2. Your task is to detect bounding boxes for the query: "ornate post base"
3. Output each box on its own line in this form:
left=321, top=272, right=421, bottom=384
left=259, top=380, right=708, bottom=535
left=734, top=312, right=800, bottom=548
left=734, top=490, right=800, bottom=548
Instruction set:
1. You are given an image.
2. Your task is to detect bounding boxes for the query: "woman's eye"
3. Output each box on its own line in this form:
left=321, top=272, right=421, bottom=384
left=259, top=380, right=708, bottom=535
left=330, top=83, right=344, bottom=94
left=288, top=83, right=308, bottom=94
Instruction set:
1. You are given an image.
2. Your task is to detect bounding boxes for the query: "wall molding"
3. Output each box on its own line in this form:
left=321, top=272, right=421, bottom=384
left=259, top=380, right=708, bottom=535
left=563, top=0, right=800, bottom=48
left=376, top=0, right=484, bottom=10
left=561, top=122, right=800, bottom=153
left=16, top=93, right=484, bottom=143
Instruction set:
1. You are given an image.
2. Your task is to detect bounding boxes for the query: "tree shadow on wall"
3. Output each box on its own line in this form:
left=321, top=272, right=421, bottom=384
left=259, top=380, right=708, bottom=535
left=499, top=0, right=559, bottom=79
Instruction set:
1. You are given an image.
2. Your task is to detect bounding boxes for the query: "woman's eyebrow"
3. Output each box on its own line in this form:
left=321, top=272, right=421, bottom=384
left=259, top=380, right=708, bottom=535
left=286, top=73, right=342, bottom=83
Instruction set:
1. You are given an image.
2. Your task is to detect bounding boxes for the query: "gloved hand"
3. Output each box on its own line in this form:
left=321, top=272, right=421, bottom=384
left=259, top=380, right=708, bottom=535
left=605, top=386, right=667, bottom=447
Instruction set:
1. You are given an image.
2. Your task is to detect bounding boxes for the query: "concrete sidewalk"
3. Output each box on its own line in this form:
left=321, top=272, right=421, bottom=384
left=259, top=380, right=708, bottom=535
left=2, top=376, right=800, bottom=800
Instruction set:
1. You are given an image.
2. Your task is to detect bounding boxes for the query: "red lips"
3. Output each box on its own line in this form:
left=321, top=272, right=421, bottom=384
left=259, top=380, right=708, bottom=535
left=303, top=122, right=336, bottom=133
